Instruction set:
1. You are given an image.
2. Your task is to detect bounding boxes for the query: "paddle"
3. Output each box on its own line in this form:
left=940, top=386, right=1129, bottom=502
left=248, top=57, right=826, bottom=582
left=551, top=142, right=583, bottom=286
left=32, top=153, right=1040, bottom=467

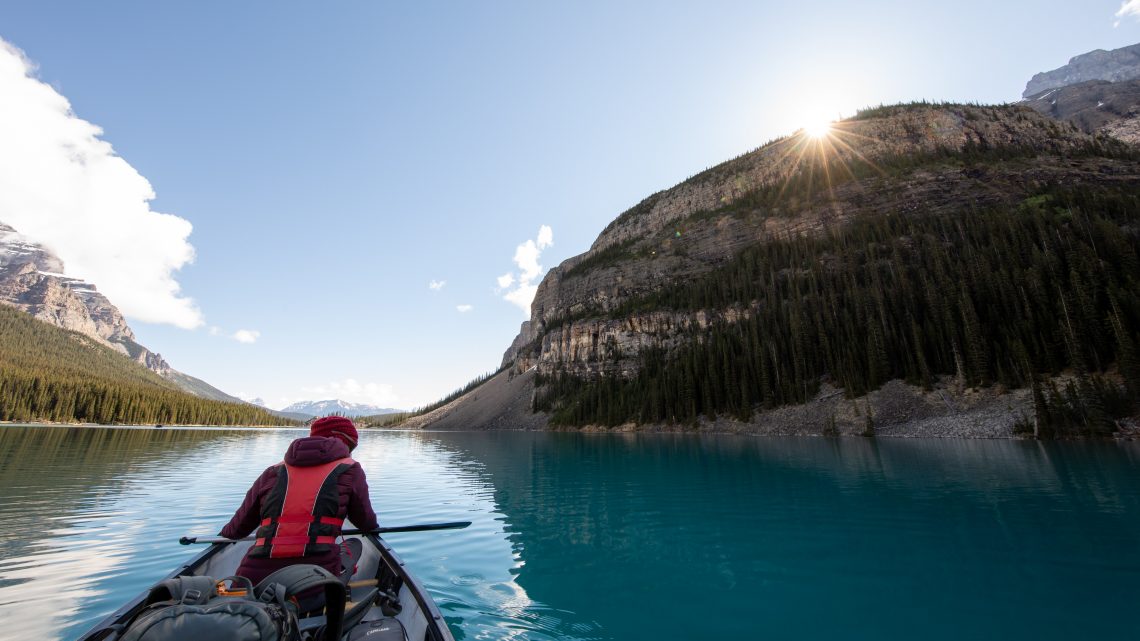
left=179, top=521, right=471, bottom=545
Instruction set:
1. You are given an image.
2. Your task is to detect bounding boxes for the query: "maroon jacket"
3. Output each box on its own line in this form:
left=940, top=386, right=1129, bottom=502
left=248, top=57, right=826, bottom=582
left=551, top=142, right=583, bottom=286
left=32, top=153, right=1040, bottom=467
left=220, top=436, right=378, bottom=584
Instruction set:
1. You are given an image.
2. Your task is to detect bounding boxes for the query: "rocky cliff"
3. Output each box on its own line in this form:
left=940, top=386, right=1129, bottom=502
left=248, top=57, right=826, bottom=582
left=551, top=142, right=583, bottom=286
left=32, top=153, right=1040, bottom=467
left=1022, top=78, right=1140, bottom=144
left=398, top=46, right=1140, bottom=436
left=408, top=101, right=1140, bottom=436
left=0, top=223, right=241, bottom=403
left=1018, top=43, right=1140, bottom=148
left=1022, top=42, right=1140, bottom=98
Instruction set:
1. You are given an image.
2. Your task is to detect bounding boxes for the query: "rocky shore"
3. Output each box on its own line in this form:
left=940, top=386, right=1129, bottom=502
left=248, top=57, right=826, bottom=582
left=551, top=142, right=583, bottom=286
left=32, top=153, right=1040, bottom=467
left=394, top=369, right=1138, bottom=440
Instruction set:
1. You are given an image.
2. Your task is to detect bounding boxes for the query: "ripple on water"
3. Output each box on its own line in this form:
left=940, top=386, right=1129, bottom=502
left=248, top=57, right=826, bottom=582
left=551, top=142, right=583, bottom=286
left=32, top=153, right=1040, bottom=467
left=449, top=573, right=485, bottom=586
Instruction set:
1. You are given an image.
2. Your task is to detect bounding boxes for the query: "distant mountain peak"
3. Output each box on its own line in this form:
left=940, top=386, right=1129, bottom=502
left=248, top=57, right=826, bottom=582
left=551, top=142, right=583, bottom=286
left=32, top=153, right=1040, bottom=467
left=280, top=399, right=404, bottom=418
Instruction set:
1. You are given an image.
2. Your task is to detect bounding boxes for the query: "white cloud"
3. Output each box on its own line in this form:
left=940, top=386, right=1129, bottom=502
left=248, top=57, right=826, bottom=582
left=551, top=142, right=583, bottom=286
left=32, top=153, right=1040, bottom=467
left=503, top=284, right=538, bottom=313
left=207, top=325, right=260, bottom=343
left=499, top=226, right=553, bottom=315
left=514, top=240, right=543, bottom=282
left=456, top=304, right=473, bottom=313
left=429, top=279, right=446, bottom=291
left=299, top=379, right=398, bottom=407
left=0, top=39, right=203, bottom=329
left=1116, top=0, right=1140, bottom=26
left=231, top=329, right=260, bottom=344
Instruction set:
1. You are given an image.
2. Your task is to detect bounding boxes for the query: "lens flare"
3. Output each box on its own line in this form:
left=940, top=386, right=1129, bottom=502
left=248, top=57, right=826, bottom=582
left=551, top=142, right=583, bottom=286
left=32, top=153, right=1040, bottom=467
left=804, top=119, right=832, bottom=139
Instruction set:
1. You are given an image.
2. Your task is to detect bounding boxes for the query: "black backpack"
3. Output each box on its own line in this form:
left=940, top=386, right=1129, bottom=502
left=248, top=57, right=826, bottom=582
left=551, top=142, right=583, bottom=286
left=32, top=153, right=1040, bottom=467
left=118, top=565, right=346, bottom=641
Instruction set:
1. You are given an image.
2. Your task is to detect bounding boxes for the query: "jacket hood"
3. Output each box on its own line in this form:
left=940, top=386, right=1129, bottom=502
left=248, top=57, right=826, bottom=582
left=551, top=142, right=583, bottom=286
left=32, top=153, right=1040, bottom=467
left=284, top=436, right=351, bottom=466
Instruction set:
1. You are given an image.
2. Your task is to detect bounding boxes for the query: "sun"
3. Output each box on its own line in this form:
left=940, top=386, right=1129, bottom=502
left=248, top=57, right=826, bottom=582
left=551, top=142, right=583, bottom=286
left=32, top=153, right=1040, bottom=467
left=803, top=117, right=833, bottom=139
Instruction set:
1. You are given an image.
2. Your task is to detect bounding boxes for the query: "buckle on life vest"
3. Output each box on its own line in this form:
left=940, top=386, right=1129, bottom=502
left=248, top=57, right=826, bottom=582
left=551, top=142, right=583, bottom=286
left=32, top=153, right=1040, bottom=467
left=267, top=535, right=339, bottom=546
left=261, top=515, right=345, bottom=527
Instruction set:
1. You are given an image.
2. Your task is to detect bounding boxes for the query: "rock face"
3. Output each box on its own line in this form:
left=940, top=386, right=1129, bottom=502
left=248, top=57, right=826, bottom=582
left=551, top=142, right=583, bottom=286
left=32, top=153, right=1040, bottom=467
left=1022, top=78, right=1140, bottom=144
left=408, top=102, right=1140, bottom=436
left=1022, top=43, right=1140, bottom=98
left=0, top=222, right=239, bottom=402
left=0, top=223, right=148, bottom=358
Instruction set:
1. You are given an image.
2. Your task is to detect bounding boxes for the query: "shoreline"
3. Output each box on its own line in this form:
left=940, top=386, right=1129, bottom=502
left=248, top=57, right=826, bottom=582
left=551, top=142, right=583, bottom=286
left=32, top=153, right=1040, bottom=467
left=6, top=374, right=1137, bottom=440
left=391, top=369, right=1140, bottom=440
left=0, top=421, right=303, bottom=430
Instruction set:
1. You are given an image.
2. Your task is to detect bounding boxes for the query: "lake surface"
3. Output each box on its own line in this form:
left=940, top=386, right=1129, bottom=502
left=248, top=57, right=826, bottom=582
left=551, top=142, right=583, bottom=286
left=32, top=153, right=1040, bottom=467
left=0, top=425, right=1138, bottom=640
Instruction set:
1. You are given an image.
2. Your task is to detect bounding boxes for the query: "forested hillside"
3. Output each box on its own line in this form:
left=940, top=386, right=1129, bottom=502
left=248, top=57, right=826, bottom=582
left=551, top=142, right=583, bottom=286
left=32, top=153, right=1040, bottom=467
left=535, top=182, right=1140, bottom=435
left=0, top=305, right=294, bottom=425
left=503, top=104, right=1140, bottom=436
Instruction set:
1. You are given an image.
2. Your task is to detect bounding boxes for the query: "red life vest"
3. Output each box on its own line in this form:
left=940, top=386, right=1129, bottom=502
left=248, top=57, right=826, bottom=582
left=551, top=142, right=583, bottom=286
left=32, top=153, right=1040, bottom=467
left=248, top=457, right=355, bottom=559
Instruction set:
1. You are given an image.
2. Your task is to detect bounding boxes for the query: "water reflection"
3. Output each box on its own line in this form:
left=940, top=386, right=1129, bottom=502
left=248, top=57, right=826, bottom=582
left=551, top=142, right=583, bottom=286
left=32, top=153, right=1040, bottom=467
left=0, top=425, right=291, bottom=640
left=424, top=431, right=1140, bottom=641
left=387, top=432, right=603, bottom=641
left=0, top=426, right=582, bottom=641
left=1, top=426, right=1138, bottom=641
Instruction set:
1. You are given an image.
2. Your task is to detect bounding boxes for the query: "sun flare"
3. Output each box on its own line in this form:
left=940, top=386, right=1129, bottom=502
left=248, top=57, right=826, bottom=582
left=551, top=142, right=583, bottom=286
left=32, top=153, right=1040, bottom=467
left=803, top=118, right=833, bottom=139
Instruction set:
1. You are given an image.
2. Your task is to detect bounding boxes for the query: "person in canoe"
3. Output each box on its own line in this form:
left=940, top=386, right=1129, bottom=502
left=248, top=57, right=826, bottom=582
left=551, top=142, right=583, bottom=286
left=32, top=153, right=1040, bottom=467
left=219, top=416, right=378, bottom=585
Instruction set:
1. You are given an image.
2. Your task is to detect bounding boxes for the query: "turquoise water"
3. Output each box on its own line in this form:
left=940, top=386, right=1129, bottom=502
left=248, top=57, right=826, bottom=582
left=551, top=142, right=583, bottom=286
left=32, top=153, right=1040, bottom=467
left=0, top=426, right=1138, bottom=640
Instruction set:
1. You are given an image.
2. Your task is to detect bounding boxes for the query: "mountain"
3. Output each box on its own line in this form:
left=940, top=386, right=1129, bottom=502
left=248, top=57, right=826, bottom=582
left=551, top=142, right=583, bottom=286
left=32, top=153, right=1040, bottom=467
left=1019, top=42, right=1140, bottom=145
left=0, top=302, right=293, bottom=425
left=0, top=223, right=243, bottom=403
left=404, top=101, right=1140, bottom=437
left=280, top=399, right=404, bottom=418
left=1022, top=42, right=1140, bottom=98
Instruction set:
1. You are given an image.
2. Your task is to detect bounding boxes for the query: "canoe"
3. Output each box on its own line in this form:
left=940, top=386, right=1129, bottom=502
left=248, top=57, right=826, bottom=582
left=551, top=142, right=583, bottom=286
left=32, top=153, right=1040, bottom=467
left=76, top=531, right=455, bottom=641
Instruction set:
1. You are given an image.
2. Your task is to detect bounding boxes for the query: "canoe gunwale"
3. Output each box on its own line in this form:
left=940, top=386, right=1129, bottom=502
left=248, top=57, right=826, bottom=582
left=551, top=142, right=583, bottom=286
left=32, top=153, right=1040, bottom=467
left=364, top=532, right=454, bottom=641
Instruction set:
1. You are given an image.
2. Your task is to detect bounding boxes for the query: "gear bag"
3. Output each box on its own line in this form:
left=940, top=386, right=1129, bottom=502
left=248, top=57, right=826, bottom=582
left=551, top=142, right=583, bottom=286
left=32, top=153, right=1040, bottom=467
left=118, top=565, right=346, bottom=641
left=344, top=617, right=408, bottom=641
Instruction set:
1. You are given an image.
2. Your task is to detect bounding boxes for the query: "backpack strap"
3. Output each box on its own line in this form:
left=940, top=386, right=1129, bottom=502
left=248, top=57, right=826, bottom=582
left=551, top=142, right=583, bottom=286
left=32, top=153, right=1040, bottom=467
left=144, top=575, right=219, bottom=606
left=255, top=564, right=346, bottom=641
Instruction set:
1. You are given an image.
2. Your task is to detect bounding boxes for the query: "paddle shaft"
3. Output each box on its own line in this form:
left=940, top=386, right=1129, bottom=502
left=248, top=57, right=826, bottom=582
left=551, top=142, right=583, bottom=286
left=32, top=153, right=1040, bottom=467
left=179, top=521, right=471, bottom=545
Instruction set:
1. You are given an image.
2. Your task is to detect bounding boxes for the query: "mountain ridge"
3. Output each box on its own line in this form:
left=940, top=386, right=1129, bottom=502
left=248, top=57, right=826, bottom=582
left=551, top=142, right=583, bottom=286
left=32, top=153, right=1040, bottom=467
left=1022, top=42, right=1140, bottom=98
left=281, top=399, right=404, bottom=418
left=405, top=98, right=1140, bottom=437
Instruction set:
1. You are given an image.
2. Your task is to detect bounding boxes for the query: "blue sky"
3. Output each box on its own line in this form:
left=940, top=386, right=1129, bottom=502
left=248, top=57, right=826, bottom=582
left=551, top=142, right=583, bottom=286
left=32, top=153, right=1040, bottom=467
left=1, top=1, right=1138, bottom=410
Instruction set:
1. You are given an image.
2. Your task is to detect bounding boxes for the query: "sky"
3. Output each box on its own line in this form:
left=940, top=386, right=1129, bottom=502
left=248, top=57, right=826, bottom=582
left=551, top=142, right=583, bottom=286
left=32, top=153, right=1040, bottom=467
left=0, top=1, right=1138, bottom=410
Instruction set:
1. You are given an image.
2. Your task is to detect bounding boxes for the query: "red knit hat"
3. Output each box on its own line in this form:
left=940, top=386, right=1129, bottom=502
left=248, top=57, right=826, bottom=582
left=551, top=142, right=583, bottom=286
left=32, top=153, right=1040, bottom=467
left=310, top=416, right=359, bottom=450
